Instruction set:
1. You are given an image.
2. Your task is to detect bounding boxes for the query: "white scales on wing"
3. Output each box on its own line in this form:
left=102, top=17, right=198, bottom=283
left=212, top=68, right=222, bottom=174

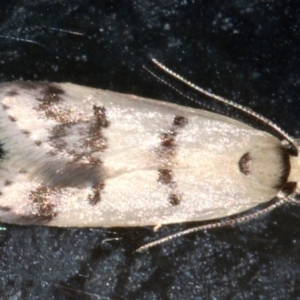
left=0, top=63, right=297, bottom=232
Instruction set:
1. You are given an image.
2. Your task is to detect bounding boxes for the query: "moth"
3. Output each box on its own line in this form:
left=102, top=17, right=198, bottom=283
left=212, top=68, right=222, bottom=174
left=0, top=59, right=298, bottom=251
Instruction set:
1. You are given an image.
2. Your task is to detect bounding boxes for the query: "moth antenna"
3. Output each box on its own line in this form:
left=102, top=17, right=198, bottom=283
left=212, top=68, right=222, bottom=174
left=143, top=66, right=230, bottom=119
left=135, top=198, right=285, bottom=253
left=151, top=58, right=298, bottom=156
left=43, top=27, right=84, bottom=36
left=0, top=35, right=45, bottom=48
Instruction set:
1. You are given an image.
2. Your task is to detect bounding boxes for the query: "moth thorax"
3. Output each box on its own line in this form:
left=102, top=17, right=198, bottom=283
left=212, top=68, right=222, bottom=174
left=239, top=143, right=290, bottom=192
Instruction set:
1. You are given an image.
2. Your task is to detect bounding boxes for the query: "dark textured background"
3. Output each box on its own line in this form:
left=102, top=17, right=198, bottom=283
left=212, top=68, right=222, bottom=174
left=0, top=1, right=300, bottom=299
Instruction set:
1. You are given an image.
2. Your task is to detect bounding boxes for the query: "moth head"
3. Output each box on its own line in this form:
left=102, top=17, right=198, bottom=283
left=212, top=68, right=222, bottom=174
left=287, top=144, right=300, bottom=201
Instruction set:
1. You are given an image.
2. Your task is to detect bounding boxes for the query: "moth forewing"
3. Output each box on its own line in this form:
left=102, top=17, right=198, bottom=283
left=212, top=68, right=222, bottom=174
left=0, top=61, right=298, bottom=252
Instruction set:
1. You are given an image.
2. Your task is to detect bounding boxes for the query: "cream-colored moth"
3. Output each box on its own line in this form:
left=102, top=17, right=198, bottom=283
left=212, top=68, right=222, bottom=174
left=0, top=59, right=298, bottom=252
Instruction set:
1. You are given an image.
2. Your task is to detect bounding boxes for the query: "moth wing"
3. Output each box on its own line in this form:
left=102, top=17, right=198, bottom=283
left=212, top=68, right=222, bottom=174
left=0, top=82, right=290, bottom=227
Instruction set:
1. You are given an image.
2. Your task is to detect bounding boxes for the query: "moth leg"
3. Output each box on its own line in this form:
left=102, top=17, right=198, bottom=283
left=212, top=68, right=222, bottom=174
left=153, top=224, right=162, bottom=232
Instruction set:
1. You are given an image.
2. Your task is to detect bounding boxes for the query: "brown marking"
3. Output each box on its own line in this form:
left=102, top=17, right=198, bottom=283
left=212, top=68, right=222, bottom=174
left=84, top=127, right=108, bottom=152
left=158, top=169, right=172, bottom=184
left=156, top=115, right=187, bottom=206
left=160, top=132, right=176, bottom=148
left=29, top=186, right=58, bottom=221
left=19, top=169, right=27, bottom=174
left=8, top=115, right=16, bottom=122
left=41, top=84, right=65, bottom=104
left=173, top=115, right=188, bottom=127
left=35, top=83, right=69, bottom=122
left=35, top=83, right=65, bottom=104
left=37, top=102, right=71, bottom=123
left=2, top=104, right=9, bottom=110
left=239, top=152, right=252, bottom=175
left=0, top=206, right=11, bottom=212
left=35, top=141, right=42, bottom=146
left=48, top=105, right=109, bottom=191
left=6, top=89, right=19, bottom=96
left=158, top=169, right=181, bottom=206
left=88, top=182, right=105, bottom=205
left=4, top=180, right=12, bottom=186
left=47, top=150, right=58, bottom=157
left=169, top=193, right=181, bottom=206
left=43, top=106, right=71, bottom=122
left=93, top=105, right=110, bottom=128
left=49, top=123, right=70, bottom=150
left=22, top=130, right=30, bottom=135
left=84, top=106, right=109, bottom=151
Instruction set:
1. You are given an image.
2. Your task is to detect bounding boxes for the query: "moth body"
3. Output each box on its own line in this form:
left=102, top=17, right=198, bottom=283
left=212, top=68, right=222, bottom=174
left=0, top=79, right=298, bottom=228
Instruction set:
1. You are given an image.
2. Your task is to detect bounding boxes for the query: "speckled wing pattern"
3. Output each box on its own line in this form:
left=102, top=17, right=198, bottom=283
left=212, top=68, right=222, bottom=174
left=0, top=82, right=290, bottom=227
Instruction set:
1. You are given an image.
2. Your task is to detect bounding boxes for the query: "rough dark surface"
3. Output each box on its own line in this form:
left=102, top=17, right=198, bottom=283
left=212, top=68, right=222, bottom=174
left=0, top=1, right=300, bottom=299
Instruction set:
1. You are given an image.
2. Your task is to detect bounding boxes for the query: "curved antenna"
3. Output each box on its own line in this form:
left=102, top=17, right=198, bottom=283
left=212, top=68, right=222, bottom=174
left=151, top=58, right=298, bottom=156
left=143, top=66, right=223, bottom=115
left=0, top=35, right=45, bottom=48
left=135, top=198, right=285, bottom=253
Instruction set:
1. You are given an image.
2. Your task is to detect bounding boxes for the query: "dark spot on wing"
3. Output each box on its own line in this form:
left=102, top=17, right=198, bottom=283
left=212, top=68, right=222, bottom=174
left=4, top=180, right=12, bottom=186
left=6, top=89, right=19, bottom=96
left=36, top=83, right=64, bottom=105
left=35, top=141, right=42, bottom=146
left=8, top=116, right=16, bottom=122
left=158, top=169, right=181, bottom=206
left=158, top=169, right=172, bottom=184
left=35, top=84, right=70, bottom=122
left=84, top=106, right=110, bottom=152
left=161, top=132, right=176, bottom=148
left=29, top=186, right=58, bottom=222
left=22, top=130, right=30, bottom=135
left=156, top=115, right=187, bottom=206
left=88, top=182, right=105, bottom=205
left=19, top=169, right=27, bottom=174
left=0, top=206, right=11, bottom=212
left=2, top=104, right=9, bottom=110
left=239, top=152, right=252, bottom=175
left=93, top=105, right=110, bottom=128
left=169, top=193, right=181, bottom=206
left=40, top=84, right=65, bottom=104
left=173, top=115, right=188, bottom=127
